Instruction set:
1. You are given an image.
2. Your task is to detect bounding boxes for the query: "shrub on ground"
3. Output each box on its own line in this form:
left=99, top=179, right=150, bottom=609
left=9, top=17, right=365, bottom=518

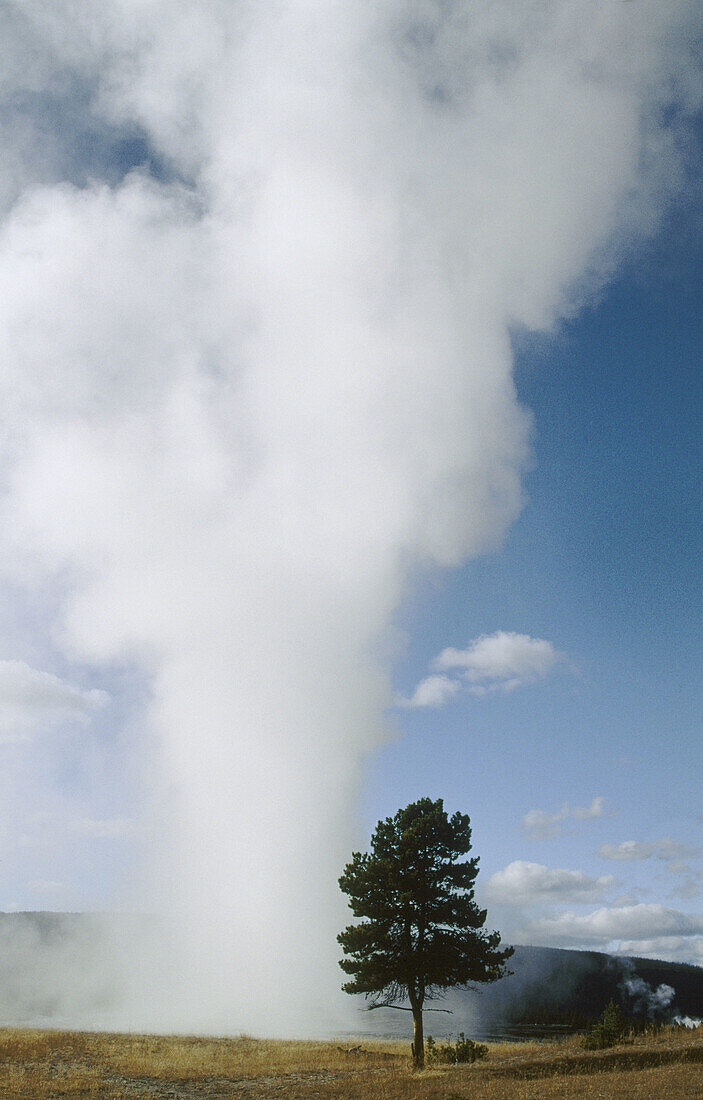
left=426, top=1032, right=488, bottom=1064
left=582, top=1000, right=631, bottom=1050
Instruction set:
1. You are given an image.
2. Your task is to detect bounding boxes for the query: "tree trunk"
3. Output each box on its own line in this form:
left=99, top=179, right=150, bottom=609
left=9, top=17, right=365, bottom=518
left=412, top=1004, right=424, bottom=1069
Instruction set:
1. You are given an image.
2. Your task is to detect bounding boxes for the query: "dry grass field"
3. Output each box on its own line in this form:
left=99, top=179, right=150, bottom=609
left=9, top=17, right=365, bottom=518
left=0, top=1024, right=701, bottom=1098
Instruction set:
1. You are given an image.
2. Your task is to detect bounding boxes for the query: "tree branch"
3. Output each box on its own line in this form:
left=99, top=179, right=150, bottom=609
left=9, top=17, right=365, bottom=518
left=367, top=1003, right=452, bottom=1013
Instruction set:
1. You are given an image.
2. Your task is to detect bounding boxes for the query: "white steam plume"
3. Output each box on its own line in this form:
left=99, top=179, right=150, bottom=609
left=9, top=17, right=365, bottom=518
left=0, top=2, right=700, bottom=1031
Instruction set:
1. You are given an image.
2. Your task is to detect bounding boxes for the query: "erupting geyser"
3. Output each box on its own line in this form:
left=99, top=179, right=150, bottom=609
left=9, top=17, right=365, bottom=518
left=0, top=1, right=700, bottom=1032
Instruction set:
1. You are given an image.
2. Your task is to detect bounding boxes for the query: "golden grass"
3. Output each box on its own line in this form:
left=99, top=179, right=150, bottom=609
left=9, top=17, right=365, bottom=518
left=0, top=1024, right=700, bottom=1098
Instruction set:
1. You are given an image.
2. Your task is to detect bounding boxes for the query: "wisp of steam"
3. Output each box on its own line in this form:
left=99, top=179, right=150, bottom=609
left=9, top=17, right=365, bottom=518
left=0, top=1, right=701, bottom=1033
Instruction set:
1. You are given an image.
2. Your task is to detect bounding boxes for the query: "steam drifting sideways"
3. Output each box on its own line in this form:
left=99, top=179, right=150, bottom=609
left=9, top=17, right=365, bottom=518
left=0, top=2, right=701, bottom=1033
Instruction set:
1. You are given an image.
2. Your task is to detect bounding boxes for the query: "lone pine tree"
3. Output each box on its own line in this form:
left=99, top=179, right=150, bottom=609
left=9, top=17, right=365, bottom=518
left=338, top=797, right=512, bottom=1068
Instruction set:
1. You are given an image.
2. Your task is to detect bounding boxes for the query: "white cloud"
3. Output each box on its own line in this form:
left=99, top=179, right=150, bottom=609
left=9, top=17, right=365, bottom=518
left=396, top=674, right=460, bottom=709
left=617, top=936, right=703, bottom=965
left=595, top=839, right=703, bottom=900
left=523, top=796, right=610, bottom=839
left=433, top=631, right=561, bottom=690
left=598, top=838, right=698, bottom=862
left=522, top=805, right=570, bottom=839
left=669, top=870, right=703, bottom=900
left=573, top=797, right=608, bottom=821
left=400, top=630, right=562, bottom=707
left=0, top=660, right=108, bottom=732
left=486, top=860, right=614, bottom=906
left=520, top=903, right=703, bottom=948
left=613, top=891, right=650, bottom=906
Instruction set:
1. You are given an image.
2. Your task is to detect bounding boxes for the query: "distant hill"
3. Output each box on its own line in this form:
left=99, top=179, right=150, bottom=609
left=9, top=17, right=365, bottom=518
left=0, top=913, right=701, bottom=1038
left=352, top=944, right=703, bottom=1040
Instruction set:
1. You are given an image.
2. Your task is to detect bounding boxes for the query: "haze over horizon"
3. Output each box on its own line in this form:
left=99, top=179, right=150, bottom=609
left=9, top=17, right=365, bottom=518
left=0, top=0, right=700, bottom=1032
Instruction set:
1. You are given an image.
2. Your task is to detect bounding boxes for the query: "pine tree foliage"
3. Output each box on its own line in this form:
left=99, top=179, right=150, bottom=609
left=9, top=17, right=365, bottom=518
left=338, top=797, right=513, bottom=1013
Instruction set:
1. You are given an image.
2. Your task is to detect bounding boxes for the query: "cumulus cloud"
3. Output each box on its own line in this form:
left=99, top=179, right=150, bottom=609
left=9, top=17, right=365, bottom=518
left=573, top=798, right=609, bottom=822
left=618, top=936, right=703, bottom=965
left=396, top=674, right=460, bottom=709
left=486, top=860, right=614, bottom=906
left=668, top=870, right=703, bottom=901
left=399, top=630, right=561, bottom=707
left=598, top=839, right=699, bottom=862
left=520, top=903, right=703, bottom=948
left=0, top=660, right=107, bottom=733
left=523, top=797, right=610, bottom=839
left=595, top=840, right=703, bottom=901
left=434, top=631, right=561, bottom=686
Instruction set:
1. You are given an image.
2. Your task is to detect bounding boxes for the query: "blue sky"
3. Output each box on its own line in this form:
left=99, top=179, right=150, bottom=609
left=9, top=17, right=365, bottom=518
left=364, top=191, right=703, bottom=956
